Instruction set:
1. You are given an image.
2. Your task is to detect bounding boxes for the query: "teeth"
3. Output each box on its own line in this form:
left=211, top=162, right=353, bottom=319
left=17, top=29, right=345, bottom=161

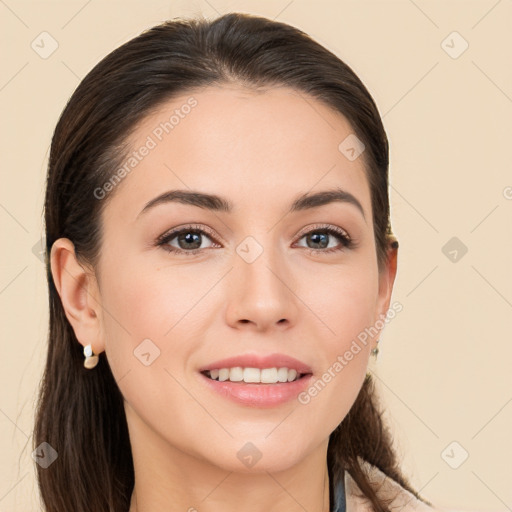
left=205, top=367, right=302, bottom=383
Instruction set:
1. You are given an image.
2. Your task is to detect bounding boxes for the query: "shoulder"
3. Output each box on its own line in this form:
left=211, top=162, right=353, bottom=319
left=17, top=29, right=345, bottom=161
left=344, top=458, right=445, bottom=512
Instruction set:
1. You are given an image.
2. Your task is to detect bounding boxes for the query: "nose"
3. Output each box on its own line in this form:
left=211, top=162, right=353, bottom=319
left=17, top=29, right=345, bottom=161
left=224, top=241, right=300, bottom=332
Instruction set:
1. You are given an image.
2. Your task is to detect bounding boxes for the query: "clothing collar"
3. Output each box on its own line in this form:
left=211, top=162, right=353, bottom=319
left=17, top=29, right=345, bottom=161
left=332, top=470, right=346, bottom=512
left=332, top=458, right=436, bottom=512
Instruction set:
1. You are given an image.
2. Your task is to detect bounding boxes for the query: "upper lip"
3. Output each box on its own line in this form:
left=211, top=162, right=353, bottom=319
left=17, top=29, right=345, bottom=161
left=199, top=353, right=313, bottom=374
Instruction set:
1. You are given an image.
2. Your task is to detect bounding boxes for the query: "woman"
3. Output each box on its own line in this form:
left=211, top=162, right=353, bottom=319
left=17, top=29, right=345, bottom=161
left=34, top=12, right=441, bottom=512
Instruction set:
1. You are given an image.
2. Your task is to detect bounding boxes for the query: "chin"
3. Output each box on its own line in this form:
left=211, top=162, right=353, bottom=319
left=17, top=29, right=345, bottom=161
left=200, top=439, right=308, bottom=474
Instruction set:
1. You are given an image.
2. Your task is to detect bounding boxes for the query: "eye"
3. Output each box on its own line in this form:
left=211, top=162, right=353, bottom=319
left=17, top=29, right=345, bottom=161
left=155, top=224, right=220, bottom=256
left=294, top=224, right=355, bottom=255
left=155, top=223, right=356, bottom=257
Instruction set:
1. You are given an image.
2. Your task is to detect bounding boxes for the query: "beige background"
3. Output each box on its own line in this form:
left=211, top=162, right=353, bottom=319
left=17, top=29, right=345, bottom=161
left=1, top=0, right=511, bottom=510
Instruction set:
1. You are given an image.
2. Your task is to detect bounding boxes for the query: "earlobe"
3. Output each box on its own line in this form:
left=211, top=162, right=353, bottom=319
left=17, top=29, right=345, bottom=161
left=50, top=238, right=105, bottom=355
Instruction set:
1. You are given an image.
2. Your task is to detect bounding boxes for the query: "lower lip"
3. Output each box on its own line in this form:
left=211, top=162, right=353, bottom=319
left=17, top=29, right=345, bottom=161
left=199, top=372, right=313, bottom=408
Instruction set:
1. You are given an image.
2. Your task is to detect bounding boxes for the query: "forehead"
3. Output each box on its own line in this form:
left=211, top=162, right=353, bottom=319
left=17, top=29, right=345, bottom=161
left=106, top=85, right=371, bottom=219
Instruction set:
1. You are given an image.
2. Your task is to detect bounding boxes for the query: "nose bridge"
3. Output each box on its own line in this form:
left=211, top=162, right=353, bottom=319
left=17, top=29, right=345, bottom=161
left=236, top=232, right=287, bottom=297
left=226, top=230, right=297, bottom=329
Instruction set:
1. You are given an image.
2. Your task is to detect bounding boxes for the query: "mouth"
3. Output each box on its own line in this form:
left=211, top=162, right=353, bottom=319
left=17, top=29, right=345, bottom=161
left=200, top=367, right=312, bottom=384
left=198, top=367, right=314, bottom=407
left=198, top=352, right=313, bottom=382
left=197, top=356, right=314, bottom=407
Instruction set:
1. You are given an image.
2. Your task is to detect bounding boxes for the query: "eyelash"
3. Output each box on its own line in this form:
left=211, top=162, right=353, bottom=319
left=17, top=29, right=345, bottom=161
left=155, top=223, right=356, bottom=257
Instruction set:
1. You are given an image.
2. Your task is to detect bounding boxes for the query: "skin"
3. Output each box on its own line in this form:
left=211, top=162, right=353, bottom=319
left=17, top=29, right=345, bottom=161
left=51, top=85, right=398, bottom=512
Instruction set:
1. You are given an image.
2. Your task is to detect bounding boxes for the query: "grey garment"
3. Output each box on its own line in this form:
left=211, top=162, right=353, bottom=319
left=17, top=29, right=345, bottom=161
left=333, top=472, right=346, bottom=512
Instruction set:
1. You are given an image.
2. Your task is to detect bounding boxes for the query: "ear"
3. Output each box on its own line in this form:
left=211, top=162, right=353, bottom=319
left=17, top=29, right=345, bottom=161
left=50, top=238, right=105, bottom=355
left=374, top=237, right=399, bottom=325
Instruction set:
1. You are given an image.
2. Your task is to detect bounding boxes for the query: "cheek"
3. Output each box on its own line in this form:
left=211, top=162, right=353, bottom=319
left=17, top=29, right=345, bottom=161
left=288, top=264, right=377, bottom=434
left=100, top=257, right=212, bottom=344
left=97, top=257, right=182, bottom=380
left=302, top=262, right=378, bottom=347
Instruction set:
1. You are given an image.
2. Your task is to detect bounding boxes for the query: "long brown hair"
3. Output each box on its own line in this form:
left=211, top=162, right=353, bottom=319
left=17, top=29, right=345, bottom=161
left=35, top=12, right=430, bottom=511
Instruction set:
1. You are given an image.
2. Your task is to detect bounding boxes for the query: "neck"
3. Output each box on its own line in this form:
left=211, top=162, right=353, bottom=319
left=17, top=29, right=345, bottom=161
left=129, top=470, right=331, bottom=512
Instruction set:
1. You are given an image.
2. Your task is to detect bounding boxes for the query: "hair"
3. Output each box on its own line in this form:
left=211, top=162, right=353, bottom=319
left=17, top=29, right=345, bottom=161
left=34, top=11, right=430, bottom=512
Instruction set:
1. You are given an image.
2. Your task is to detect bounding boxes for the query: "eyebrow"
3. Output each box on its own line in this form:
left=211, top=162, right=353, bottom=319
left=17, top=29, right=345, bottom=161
left=137, top=187, right=366, bottom=222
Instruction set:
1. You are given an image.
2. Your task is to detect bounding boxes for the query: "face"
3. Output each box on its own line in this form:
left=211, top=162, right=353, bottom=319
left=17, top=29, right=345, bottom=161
left=69, top=85, right=396, bottom=474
